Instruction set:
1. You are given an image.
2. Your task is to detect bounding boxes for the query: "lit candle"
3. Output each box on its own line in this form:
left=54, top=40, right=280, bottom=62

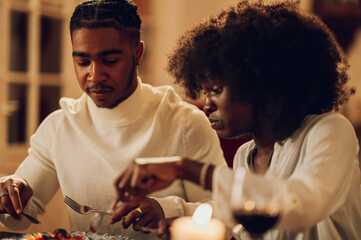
left=171, top=204, right=226, bottom=240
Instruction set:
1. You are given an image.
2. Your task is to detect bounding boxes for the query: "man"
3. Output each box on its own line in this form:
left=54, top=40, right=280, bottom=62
left=0, top=1, right=226, bottom=239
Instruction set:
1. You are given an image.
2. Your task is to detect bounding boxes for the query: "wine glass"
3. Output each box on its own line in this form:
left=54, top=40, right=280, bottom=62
left=230, top=168, right=281, bottom=240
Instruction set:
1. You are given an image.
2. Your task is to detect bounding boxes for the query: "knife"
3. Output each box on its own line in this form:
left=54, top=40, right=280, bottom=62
left=0, top=212, right=40, bottom=224
left=21, top=212, right=41, bottom=224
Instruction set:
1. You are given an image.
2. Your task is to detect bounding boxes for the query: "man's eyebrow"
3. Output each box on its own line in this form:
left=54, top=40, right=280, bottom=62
left=72, top=49, right=123, bottom=58
left=72, top=51, right=89, bottom=57
left=97, top=49, right=123, bottom=57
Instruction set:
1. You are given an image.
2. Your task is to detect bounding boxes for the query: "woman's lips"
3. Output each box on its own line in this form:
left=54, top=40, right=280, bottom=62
left=209, top=119, right=222, bottom=129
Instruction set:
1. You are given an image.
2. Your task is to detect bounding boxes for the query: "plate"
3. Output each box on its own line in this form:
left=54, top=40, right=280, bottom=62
left=1, top=232, right=134, bottom=240
left=73, top=232, right=134, bottom=240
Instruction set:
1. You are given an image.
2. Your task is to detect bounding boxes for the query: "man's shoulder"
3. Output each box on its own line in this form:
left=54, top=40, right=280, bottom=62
left=143, top=82, right=180, bottom=101
left=59, top=94, right=86, bottom=114
left=144, top=83, right=204, bottom=116
left=39, top=108, right=65, bottom=126
left=34, top=108, right=65, bottom=138
left=40, top=95, right=86, bottom=127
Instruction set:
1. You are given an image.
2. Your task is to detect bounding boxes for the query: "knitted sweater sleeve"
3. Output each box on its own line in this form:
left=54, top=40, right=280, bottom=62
left=0, top=111, right=62, bottom=230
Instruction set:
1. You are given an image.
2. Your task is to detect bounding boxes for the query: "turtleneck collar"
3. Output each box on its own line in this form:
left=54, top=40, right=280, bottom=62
left=87, top=77, right=150, bottom=127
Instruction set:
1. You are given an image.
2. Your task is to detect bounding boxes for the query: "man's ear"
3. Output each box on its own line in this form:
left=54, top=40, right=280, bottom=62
left=135, top=41, right=144, bottom=65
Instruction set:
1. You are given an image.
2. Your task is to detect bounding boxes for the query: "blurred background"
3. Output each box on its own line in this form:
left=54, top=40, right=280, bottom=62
left=0, top=0, right=361, bottom=233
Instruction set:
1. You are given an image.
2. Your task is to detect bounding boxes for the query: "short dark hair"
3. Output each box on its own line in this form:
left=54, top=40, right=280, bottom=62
left=167, top=1, right=353, bottom=141
left=70, top=0, right=141, bottom=46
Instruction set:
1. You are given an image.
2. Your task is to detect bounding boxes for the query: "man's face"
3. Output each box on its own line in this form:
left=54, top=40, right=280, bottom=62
left=201, top=79, right=254, bottom=139
left=71, top=27, right=143, bottom=108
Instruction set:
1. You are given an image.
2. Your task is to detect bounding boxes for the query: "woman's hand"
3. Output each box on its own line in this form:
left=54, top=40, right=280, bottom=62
left=113, top=157, right=183, bottom=203
left=0, top=177, right=33, bottom=220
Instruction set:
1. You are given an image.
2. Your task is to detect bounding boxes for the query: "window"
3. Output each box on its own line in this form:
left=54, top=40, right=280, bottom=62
left=7, top=83, right=28, bottom=143
left=39, top=85, right=61, bottom=124
left=0, top=0, right=69, bottom=150
left=10, top=10, right=29, bottom=72
left=40, top=16, right=62, bottom=73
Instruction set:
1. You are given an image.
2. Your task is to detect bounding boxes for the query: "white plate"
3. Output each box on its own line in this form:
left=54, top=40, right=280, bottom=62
left=74, top=232, right=134, bottom=240
left=6, top=232, right=135, bottom=240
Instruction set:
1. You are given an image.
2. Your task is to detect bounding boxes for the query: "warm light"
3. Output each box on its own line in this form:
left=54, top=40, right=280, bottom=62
left=192, top=203, right=212, bottom=226
left=244, top=200, right=256, bottom=211
left=171, top=204, right=226, bottom=240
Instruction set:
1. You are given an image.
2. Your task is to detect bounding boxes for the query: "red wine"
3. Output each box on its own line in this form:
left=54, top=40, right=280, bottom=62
left=233, top=209, right=280, bottom=234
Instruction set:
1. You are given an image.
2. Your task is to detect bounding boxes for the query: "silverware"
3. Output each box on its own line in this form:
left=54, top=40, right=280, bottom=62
left=64, top=195, right=157, bottom=233
left=0, top=212, right=40, bottom=224
left=21, top=212, right=40, bottom=224
left=64, top=195, right=112, bottom=215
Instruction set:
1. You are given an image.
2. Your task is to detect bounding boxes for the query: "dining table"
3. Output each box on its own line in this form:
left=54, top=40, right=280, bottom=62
left=0, top=231, right=26, bottom=239
left=0, top=230, right=136, bottom=240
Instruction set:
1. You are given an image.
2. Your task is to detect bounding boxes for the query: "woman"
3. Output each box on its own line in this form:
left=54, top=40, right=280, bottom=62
left=110, top=1, right=361, bottom=239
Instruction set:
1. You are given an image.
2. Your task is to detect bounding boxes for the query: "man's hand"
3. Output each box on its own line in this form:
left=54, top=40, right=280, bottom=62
left=109, top=197, right=165, bottom=234
left=157, top=217, right=177, bottom=240
left=0, top=177, right=33, bottom=220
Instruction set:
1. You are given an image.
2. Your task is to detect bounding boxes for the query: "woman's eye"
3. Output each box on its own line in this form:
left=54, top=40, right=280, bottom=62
left=212, top=86, right=223, bottom=94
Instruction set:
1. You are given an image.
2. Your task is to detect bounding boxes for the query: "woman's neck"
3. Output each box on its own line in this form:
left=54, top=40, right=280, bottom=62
left=251, top=134, right=275, bottom=174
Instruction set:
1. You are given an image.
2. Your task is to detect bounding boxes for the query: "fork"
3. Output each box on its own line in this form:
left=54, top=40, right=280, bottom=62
left=64, top=195, right=112, bottom=215
left=64, top=195, right=157, bottom=233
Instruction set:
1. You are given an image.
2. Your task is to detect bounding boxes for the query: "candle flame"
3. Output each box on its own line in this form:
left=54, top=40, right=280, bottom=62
left=244, top=200, right=256, bottom=211
left=192, top=203, right=213, bottom=226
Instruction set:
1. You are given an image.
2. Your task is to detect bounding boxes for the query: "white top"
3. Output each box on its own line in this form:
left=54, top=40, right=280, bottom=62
left=212, top=112, right=361, bottom=240
left=0, top=78, right=226, bottom=240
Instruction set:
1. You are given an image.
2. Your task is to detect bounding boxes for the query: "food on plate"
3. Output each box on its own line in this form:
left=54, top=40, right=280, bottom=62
left=28, top=228, right=84, bottom=240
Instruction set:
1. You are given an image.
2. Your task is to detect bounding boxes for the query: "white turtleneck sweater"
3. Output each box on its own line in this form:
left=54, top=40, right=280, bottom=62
left=0, top=78, right=226, bottom=239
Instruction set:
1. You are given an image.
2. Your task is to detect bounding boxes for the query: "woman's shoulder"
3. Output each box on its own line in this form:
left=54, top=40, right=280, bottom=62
left=289, top=112, right=356, bottom=145
left=302, top=112, right=354, bottom=133
left=233, top=139, right=255, bottom=168
left=305, top=112, right=349, bottom=123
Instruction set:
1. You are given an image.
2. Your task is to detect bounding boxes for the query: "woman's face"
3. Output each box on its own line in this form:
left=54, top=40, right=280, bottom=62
left=201, top=79, right=254, bottom=139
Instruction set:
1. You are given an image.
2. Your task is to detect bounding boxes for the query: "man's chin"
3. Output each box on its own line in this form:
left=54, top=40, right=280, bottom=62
left=88, top=95, right=116, bottom=109
left=93, top=100, right=116, bottom=109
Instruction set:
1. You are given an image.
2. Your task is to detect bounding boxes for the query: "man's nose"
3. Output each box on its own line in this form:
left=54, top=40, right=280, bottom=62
left=87, top=62, right=105, bottom=82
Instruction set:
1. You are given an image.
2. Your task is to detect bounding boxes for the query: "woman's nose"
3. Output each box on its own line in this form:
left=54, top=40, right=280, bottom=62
left=203, top=97, right=216, bottom=114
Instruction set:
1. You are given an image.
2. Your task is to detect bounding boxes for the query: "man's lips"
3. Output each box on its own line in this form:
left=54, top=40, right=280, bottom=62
left=89, top=89, right=112, bottom=93
left=88, top=88, right=113, bottom=99
left=87, top=83, right=113, bottom=92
